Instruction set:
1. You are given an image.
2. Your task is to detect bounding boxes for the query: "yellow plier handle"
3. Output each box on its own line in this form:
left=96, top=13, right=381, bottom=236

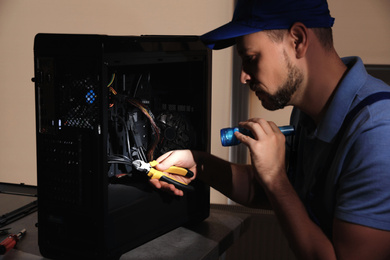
left=149, top=161, right=194, bottom=178
left=148, top=161, right=194, bottom=191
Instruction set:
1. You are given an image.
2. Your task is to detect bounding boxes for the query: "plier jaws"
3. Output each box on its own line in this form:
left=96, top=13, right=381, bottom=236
left=132, top=160, right=194, bottom=192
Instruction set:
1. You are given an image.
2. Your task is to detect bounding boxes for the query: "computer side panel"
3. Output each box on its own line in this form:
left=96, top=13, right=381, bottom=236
left=34, top=34, right=211, bottom=260
left=34, top=33, right=110, bottom=259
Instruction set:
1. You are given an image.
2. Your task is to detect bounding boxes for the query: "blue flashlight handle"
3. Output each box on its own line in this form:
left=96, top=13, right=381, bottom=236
left=220, top=125, right=295, bottom=146
left=279, top=125, right=295, bottom=136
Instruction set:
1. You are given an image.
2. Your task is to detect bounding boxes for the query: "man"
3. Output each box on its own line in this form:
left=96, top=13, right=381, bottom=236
left=150, top=0, right=390, bottom=259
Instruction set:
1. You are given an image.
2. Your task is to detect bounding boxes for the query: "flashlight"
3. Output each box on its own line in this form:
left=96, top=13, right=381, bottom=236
left=220, top=125, right=295, bottom=146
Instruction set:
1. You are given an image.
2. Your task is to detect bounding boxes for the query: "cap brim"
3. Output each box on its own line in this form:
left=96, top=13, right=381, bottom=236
left=200, top=21, right=264, bottom=50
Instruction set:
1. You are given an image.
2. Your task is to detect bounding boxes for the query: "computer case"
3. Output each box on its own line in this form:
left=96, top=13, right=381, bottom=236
left=33, top=33, right=211, bottom=259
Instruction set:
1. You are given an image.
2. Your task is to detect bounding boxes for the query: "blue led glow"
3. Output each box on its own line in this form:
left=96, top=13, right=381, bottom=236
left=86, top=90, right=96, bottom=104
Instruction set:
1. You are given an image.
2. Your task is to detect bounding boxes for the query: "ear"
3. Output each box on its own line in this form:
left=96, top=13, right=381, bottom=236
left=289, top=22, right=309, bottom=59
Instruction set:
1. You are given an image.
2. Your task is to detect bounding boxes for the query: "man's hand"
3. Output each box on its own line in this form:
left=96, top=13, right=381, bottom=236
left=150, top=150, right=197, bottom=196
left=236, top=118, right=287, bottom=187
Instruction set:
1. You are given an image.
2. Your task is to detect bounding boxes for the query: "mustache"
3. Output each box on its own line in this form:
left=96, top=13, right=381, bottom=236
left=248, top=82, right=268, bottom=97
left=247, top=81, right=261, bottom=92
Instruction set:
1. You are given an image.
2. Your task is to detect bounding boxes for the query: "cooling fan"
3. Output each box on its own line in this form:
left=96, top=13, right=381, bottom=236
left=156, top=111, right=196, bottom=156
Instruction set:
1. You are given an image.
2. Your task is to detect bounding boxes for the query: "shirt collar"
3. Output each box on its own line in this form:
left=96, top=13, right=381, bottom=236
left=315, top=56, right=368, bottom=142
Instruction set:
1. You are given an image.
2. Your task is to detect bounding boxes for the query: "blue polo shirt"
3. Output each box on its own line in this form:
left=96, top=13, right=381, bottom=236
left=288, top=56, right=390, bottom=237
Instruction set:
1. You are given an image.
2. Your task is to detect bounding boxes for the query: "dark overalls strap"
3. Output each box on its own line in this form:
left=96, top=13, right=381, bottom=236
left=305, top=91, right=390, bottom=237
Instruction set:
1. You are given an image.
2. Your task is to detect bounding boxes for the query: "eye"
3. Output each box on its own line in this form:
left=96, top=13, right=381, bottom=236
left=242, top=54, right=257, bottom=64
left=243, top=55, right=253, bottom=61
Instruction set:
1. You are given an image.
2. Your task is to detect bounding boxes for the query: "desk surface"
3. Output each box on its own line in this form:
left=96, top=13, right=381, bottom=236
left=0, top=205, right=250, bottom=260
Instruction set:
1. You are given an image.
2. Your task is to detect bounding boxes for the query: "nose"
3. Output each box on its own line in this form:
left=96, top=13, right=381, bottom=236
left=240, top=66, right=251, bottom=85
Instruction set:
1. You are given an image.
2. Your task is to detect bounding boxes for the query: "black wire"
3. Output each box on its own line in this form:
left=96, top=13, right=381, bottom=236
left=133, top=74, right=143, bottom=98
left=114, top=115, right=132, bottom=157
left=108, top=155, right=132, bottom=166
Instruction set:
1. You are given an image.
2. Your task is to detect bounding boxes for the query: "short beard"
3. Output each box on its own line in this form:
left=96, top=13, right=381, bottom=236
left=260, top=51, right=303, bottom=111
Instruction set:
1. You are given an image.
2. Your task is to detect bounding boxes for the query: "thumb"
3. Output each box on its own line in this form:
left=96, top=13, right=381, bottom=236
left=155, top=151, right=175, bottom=171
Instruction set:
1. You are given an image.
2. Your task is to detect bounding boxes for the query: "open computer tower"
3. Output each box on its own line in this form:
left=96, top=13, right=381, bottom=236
left=33, top=33, right=211, bottom=259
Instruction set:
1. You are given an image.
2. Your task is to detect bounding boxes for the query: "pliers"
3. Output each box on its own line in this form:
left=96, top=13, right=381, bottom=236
left=132, top=160, right=194, bottom=192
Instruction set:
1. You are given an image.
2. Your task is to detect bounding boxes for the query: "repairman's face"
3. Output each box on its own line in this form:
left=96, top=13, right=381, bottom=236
left=237, top=31, right=303, bottom=111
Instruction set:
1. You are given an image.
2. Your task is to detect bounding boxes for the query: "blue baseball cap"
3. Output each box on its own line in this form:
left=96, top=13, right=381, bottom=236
left=201, top=0, right=335, bottom=50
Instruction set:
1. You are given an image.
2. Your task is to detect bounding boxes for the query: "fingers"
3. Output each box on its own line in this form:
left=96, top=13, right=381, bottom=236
left=149, top=178, right=184, bottom=196
left=156, top=150, right=173, bottom=164
left=150, top=150, right=193, bottom=197
left=155, top=150, right=183, bottom=171
left=155, top=150, right=195, bottom=174
left=235, top=118, right=287, bottom=186
left=238, top=118, right=283, bottom=140
left=268, top=121, right=281, bottom=134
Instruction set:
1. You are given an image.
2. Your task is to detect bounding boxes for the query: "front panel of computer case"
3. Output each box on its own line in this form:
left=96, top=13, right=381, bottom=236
left=34, top=34, right=211, bottom=259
